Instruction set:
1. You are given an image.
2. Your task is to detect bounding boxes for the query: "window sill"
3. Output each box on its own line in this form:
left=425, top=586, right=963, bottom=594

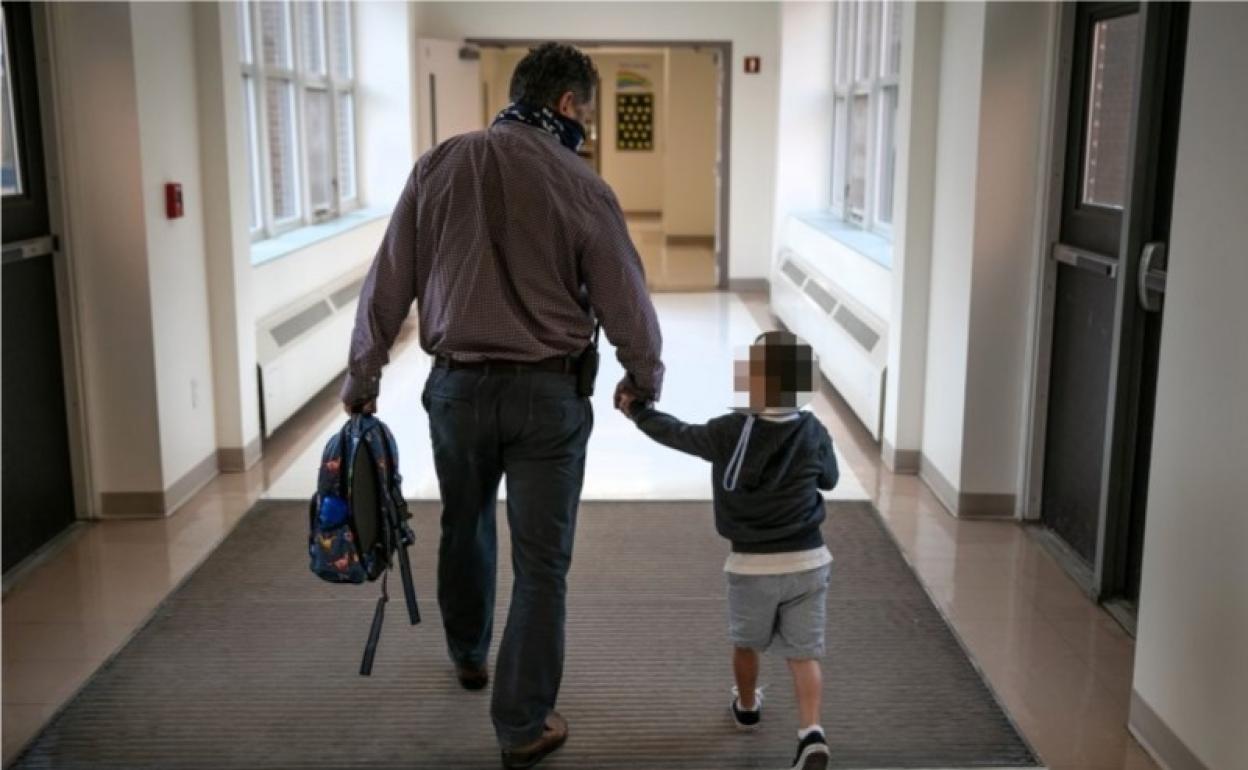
left=795, top=211, right=893, bottom=270
left=250, top=206, right=390, bottom=267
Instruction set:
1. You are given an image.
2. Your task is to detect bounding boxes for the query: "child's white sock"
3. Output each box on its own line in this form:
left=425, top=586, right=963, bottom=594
left=798, top=725, right=824, bottom=740
left=733, top=686, right=762, bottom=711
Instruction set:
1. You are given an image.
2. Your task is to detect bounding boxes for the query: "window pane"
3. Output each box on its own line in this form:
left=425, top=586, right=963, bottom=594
left=831, top=97, right=848, bottom=211
left=337, top=91, right=356, bottom=200
left=1, top=8, right=23, bottom=197
left=876, top=86, right=898, bottom=225
left=299, top=1, right=325, bottom=75
left=305, top=87, right=333, bottom=213
left=266, top=79, right=300, bottom=221
left=243, top=76, right=262, bottom=230
left=328, top=1, right=352, bottom=80
left=1081, top=13, right=1139, bottom=210
left=848, top=94, right=869, bottom=219
left=238, top=0, right=254, bottom=65
left=882, top=1, right=902, bottom=77
left=855, top=1, right=877, bottom=82
left=259, top=1, right=292, bottom=69
left=836, top=2, right=856, bottom=87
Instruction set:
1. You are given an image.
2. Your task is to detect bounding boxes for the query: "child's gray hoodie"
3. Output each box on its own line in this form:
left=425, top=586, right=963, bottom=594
left=629, top=405, right=838, bottom=553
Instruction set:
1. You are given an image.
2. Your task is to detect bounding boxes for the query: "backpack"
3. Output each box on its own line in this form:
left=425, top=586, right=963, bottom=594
left=308, top=414, right=421, bottom=675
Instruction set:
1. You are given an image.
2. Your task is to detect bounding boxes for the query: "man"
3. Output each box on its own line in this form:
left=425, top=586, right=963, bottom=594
left=341, top=43, right=663, bottom=769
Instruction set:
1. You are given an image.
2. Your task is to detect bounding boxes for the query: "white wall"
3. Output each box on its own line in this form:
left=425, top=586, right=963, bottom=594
left=415, top=1, right=781, bottom=280
left=959, top=2, right=1052, bottom=494
left=195, top=0, right=261, bottom=461
left=132, top=2, right=219, bottom=485
left=920, top=1, right=984, bottom=491
left=918, top=1, right=1053, bottom=505
left=882, top=1, right=941, bottom=466
left=357, top=1, right=417, bottom=208
left=1131, top=4, right=1248, bottom=768
left=664, top=47, right=718, bottom=236
left=252, top=220, right=389, bottom=321
left=47, top=2, right=165, bottom=495
left=770, top=1, right=833, bottom=256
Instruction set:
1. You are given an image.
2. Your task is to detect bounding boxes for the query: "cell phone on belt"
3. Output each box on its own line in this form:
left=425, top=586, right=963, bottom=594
left=577, top=323, right=601, bottom=397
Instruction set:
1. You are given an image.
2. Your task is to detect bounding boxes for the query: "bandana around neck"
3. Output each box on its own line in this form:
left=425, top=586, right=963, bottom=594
left=493, top=102, right=586, bottom=153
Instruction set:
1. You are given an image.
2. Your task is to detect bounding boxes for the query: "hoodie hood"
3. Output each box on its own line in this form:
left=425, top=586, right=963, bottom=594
left=723, top=412, right=818, bottom=493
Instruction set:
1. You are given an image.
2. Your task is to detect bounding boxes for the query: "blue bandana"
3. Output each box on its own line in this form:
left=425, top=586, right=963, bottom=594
left=493, top=102, right=586, bottom=153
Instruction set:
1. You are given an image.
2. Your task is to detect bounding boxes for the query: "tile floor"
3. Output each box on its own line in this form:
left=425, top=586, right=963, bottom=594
left=1, top=292, right=1159, bottom=770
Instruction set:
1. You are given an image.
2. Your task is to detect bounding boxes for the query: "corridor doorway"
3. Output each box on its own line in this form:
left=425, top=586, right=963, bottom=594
left=474, top=40, right=727, bottom=292
left=1, top=1, right=78, bottom=573
left=1027, top=1, right=1188, bottom=623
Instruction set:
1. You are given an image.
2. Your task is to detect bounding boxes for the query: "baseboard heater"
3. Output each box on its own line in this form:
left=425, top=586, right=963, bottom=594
left=256, top=270, right=368, bottom=437
left=769, top=248, right=888, bottom=440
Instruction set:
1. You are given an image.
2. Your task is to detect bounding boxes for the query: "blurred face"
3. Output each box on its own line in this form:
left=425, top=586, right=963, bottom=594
left=556, top=89, right=595, bottom=125
left=733, top=347, right=770, bottom=411
left=732, top=341, right=816, bottom=412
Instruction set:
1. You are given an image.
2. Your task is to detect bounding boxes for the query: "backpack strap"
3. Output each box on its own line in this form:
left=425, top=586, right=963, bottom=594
left=359, top=571, right=389, bottom=676
left=372, top=423, right=420, bottom=627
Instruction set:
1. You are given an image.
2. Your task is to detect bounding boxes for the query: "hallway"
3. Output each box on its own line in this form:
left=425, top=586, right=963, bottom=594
left=4, top=293, right=1154, bottom=769
left=3, top=2, right=1246, bottom=768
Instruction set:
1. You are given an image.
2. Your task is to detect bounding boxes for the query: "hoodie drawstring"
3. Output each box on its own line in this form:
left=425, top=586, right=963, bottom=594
left=722, top=415, right=756, bottom=492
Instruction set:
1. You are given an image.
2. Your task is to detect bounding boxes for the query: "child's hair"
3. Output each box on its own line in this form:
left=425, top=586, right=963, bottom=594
left=734, top=331, right=817, bottom=411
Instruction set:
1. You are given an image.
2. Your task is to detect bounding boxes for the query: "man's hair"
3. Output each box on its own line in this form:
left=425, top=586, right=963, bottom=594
left=509, top=42, right=598, bottom=109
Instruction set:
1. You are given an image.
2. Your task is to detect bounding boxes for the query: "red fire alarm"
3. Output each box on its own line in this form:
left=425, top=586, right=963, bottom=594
left=744, top=56, right=761, bottom=74
left=165, top=182, right=184, bottom=219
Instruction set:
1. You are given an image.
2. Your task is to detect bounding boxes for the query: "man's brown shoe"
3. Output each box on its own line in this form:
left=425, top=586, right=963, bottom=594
left=500, top=711, right=568, bottom=769
left=455, top=662, right=489, bottom=691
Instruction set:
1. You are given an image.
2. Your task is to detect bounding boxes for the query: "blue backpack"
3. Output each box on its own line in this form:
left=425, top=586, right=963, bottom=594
left=308, top=414, right=421, bottom=675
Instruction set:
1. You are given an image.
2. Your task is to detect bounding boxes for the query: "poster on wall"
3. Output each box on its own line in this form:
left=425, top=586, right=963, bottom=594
left=616, top=93, right=654, bottom=151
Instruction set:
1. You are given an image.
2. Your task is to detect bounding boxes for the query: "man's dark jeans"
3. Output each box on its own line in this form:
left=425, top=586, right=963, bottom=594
left=422, top=366, right=592, bottom=748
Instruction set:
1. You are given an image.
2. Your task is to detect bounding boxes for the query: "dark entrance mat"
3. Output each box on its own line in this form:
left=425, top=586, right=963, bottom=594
left=11, top=500, right=1040, bottom=769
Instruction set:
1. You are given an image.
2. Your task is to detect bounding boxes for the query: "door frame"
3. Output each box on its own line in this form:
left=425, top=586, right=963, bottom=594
left=1020, top=2, right=1188, bottom=607
left=466, top=37, right=732, bottom=291
left=19, top=4, right=94, bottom=523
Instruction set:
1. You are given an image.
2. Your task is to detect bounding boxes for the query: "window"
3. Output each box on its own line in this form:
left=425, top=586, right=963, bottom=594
left=240, top=0, right=358, bottom=239
left=831, top=0, right=902, bottom=235
left=1, top=7, right=23, bottom=197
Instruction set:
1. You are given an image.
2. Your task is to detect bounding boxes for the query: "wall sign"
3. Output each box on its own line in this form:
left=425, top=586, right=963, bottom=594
left=616, top=93, right=654, bottom=151
left=744, top=56, right=761, bottom=74
left=616, top=68, right=653, bottom=90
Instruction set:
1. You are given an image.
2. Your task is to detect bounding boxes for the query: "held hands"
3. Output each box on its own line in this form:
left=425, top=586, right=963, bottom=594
left=613, top=377, right=650, bottom=418
left=343, top=399, right=377, bottom=417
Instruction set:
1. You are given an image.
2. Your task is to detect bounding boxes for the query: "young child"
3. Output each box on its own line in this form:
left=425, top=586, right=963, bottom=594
left=621, top=331, right=838, bottom=770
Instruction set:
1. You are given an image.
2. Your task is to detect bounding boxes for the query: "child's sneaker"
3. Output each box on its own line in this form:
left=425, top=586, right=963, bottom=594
left=730, top=686, right=763, bottom=730
left=790, top=728, right=830, bottom=770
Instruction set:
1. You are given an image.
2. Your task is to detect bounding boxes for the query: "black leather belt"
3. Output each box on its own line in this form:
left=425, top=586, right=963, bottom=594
left=433, top=354, right=579, bottom=374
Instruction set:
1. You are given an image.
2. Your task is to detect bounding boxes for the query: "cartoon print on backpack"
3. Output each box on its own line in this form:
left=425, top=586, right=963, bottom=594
left=307, top=414, right=422, bottom=675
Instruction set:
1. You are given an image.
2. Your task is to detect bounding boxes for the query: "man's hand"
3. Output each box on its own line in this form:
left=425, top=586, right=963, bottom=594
left=614, top=377, right=649, bottom=416
left=343, top=399, right=377, bottom=416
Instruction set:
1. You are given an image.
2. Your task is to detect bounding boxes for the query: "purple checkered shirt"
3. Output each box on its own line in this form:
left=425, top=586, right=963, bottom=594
left=342, top=120, right=664, bottom=405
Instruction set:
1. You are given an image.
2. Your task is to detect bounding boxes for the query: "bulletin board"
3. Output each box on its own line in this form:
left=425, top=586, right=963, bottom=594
left=616, top=93, right=654, bottom=151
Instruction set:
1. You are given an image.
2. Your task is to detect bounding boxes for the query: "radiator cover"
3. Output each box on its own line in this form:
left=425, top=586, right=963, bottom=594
left=770, top=247, right=888, bottom=440
left=256, top=270, right=368, bottom=437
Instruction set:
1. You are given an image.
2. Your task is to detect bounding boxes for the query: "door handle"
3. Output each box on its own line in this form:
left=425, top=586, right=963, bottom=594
left=1, top=235, right=57, bottom=265
left=1138, top=241, right=1167, bottom=313
left=1052, top=243, right=1118, bottom=278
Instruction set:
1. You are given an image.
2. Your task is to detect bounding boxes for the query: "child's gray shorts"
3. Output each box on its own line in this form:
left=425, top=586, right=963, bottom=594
left=726, top=564, right=831, bottom=659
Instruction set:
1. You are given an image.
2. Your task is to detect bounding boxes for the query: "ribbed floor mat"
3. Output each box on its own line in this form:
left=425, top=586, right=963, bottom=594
left=11, top=500, right=1039, bottom=769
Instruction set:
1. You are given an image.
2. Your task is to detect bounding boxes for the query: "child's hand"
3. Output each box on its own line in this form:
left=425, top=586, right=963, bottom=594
left=615, top=389, right=635, bottom=413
